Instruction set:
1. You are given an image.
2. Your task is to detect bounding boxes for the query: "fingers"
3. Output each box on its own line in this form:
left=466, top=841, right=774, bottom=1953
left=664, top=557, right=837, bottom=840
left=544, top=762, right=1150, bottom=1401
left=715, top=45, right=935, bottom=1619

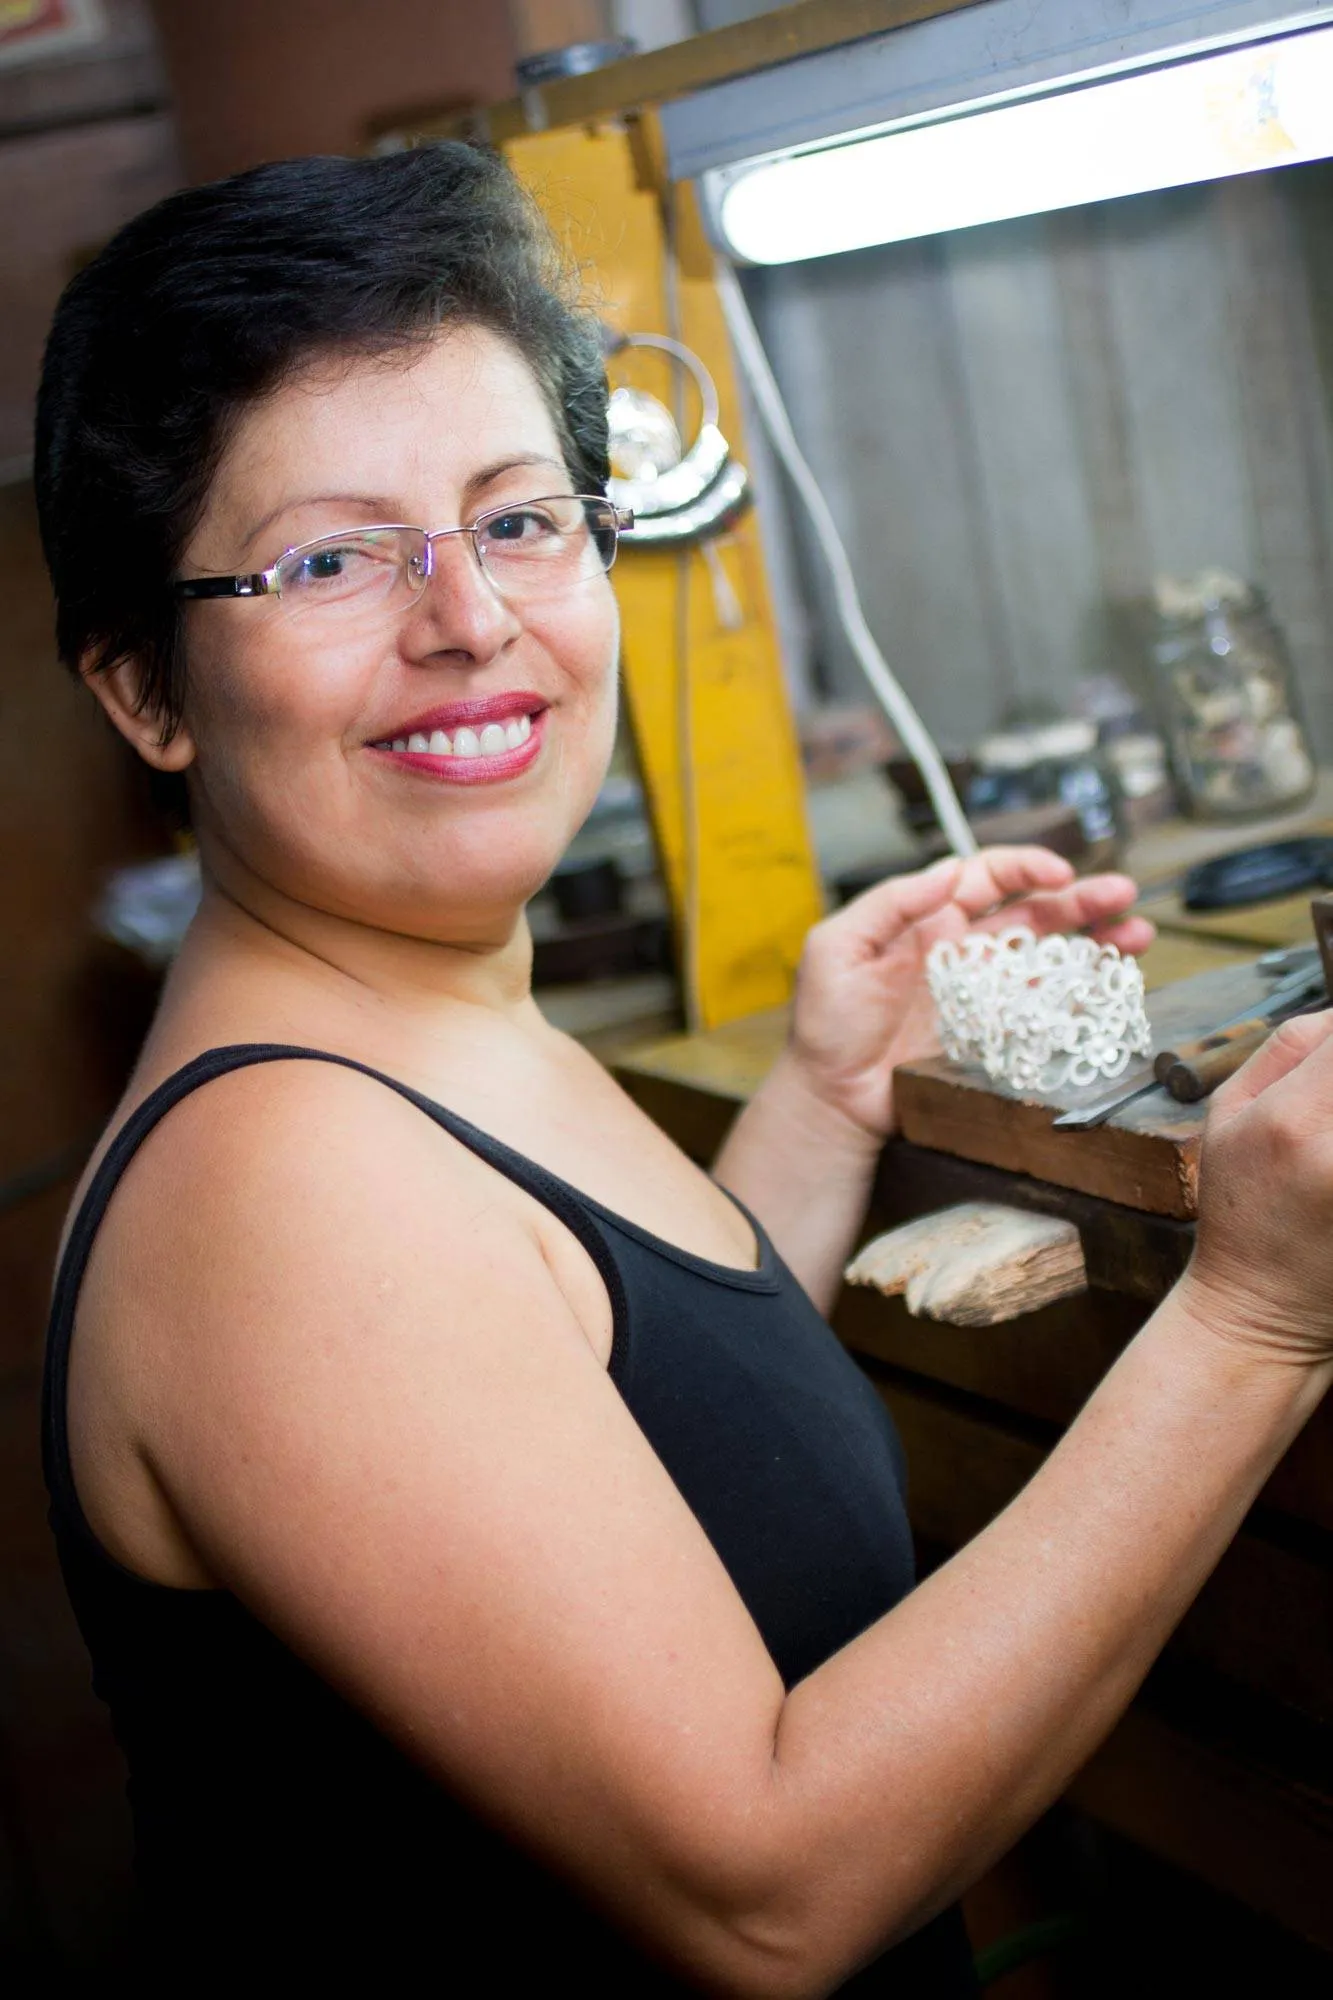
left=971, top=873, right=1145, bottom=947
left=950, top=847, right=1074, bottom=918
left=1085, top=915, right=1156, bottom=956
left=826, top=850, right=1146, bottom=965
left=1210, top=1009, right=1333, bottom=1120
left=834, top=857, right=963, bottom=951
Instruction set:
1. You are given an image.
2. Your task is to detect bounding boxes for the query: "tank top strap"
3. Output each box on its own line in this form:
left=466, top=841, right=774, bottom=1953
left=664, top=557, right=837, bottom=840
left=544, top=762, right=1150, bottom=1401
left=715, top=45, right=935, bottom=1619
left=42, top=1043, right=631, bottom=1536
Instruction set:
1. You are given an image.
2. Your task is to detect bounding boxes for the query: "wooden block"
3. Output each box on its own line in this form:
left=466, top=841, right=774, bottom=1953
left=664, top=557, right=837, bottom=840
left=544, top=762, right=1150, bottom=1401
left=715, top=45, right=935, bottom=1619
left=845, top=1202, right=1087, bottom=1326
left=894, top=958, right=1288, bottom=1219
left=865, top=1141, right=1196, bottom=1301
left=893, top=1061, right=1205, bottom=1217
left=854, top=1135, right=1196, bottom=1307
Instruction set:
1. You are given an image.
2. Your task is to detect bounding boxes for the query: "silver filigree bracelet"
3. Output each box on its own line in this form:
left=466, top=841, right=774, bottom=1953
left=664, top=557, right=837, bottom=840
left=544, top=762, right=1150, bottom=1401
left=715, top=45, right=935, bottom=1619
left=926, top=927, right=1151, bottom=1095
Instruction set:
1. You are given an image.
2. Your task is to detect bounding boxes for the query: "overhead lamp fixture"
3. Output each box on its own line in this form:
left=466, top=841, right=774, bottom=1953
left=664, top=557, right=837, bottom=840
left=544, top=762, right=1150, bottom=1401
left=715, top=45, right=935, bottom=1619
left=709, top=23, right=1333, bottom=265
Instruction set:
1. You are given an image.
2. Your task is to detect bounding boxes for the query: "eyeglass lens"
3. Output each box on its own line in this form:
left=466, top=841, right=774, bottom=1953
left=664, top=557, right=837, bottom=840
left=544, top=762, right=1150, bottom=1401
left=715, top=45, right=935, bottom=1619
left=273, top=497, right=619, bottom=612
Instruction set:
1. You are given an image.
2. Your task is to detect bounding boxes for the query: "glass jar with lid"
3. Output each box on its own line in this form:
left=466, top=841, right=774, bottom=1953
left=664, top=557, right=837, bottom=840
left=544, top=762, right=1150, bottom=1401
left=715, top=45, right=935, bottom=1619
left=1149, top=572, right=1316, bottom=820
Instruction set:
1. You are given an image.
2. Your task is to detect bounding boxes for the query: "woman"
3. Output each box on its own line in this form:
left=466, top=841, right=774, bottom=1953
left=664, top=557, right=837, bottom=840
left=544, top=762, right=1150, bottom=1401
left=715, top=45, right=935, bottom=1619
left=37, top=146, right=1333, bottom=1994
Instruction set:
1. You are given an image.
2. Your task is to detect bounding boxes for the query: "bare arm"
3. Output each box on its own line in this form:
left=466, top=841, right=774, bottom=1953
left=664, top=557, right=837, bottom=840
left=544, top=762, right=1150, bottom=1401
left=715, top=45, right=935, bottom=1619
left=715, top=850, right=1154, bottom=1309
left=109, top=1030, right=1333, bottom=1999
left=711, top=1051, right=881, bottom=1312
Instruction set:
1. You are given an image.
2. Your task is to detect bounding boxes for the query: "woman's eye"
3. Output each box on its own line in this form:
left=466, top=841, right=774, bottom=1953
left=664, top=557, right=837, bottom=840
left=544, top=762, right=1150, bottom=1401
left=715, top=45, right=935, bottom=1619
left=283, top=540, right=394, bottom=596
left=483, top=509, right=554, bottom=547
left=306, top=549, right=347, bottom=578
left=296, top=546, right=355, bottom=584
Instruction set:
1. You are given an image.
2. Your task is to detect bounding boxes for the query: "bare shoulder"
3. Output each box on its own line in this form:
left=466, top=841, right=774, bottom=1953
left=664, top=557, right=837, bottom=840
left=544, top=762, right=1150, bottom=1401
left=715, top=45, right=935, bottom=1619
left=69, top=1053, right=611, bottom=1576
left=78, top=1051, right=594, bottom=1372
left=87, top=1053, right=501, bottom=1284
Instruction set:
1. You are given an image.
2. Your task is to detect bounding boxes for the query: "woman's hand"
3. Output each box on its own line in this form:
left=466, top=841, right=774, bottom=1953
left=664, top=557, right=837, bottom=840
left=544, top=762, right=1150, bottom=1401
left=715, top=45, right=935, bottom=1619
left=783, top=846, right=1155, bottom=1140
left=1182, top=1010, right=1333, bottom=1368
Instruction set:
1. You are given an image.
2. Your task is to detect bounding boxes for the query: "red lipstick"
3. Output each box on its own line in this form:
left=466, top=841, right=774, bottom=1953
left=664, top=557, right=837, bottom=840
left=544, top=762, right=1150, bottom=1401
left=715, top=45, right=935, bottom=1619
left=367, top=691, right=547, bottom=787
left=369, top=689, right=547, bottom=744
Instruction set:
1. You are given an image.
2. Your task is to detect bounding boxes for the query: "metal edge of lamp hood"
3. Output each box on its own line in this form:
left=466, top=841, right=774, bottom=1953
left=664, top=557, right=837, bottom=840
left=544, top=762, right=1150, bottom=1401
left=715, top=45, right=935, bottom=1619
left=663, top=0, right=1333, bottom=195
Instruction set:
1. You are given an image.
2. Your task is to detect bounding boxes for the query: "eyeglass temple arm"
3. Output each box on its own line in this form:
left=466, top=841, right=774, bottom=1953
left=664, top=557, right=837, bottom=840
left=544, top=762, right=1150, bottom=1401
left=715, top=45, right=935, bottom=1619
left=173, top=572, right=273, bottom=600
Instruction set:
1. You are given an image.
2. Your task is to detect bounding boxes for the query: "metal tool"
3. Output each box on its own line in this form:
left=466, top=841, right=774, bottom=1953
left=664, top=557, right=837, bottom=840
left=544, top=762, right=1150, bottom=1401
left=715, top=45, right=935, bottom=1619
left=1052, top=958, right=1328, bottom=1130
left=1235, top=958, right=1323, bottom=1018
left=1257, top=943, right=1321, bottom=976
left=1049, top=1067, right=1161, bottom=1131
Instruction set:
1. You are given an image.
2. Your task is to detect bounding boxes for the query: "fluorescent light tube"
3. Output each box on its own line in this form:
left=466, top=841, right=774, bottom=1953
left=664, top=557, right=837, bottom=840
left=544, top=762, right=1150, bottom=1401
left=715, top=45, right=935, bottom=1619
left=713, top=24, right=1333, bottom=264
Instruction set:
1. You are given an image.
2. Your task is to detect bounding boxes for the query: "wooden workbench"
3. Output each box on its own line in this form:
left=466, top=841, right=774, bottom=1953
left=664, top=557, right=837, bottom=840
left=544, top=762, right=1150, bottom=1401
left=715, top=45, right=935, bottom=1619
left=612, top=802, right=1333, bottom=1955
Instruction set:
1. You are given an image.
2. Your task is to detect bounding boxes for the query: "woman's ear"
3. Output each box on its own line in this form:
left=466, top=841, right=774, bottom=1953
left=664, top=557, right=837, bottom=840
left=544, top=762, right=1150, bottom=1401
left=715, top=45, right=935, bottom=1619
left=81, top=654, right=196, bottom=773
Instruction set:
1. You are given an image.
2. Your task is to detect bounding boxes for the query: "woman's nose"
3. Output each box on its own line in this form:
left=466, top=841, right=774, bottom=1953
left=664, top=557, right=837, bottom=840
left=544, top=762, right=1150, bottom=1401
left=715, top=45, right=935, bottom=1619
left=400, top=529, right=522, bottom=663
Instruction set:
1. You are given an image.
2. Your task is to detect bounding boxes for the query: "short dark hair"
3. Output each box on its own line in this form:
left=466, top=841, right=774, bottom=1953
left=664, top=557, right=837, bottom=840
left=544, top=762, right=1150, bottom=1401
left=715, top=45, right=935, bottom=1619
left=34, top=144, right=610, bottom=735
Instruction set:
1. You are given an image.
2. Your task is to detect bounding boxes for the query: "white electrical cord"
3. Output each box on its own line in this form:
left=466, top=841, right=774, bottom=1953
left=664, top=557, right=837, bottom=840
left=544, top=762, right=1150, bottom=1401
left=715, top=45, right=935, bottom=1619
left=715, top=262, right=979, bottom=859
left=662, top=183, right=705, bottom=1030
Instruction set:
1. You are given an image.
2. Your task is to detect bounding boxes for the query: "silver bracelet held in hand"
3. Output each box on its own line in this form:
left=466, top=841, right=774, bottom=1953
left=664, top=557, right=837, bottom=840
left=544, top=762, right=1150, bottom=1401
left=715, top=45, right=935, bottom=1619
left=926, top=927, right=1151, bottom=1095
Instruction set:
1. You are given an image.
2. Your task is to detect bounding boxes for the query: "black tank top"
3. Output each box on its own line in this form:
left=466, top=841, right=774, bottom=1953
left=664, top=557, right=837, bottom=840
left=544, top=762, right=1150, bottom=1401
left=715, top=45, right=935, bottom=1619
left=43, top=1045, right=977, bottom=1993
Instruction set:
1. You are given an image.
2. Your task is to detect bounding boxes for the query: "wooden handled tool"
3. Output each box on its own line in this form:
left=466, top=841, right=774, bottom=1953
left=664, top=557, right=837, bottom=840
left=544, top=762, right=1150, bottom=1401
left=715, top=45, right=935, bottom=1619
left=1152, top=935, right=1333, bottom=1105
left=1154, top=1019, right=1275, bottom=1103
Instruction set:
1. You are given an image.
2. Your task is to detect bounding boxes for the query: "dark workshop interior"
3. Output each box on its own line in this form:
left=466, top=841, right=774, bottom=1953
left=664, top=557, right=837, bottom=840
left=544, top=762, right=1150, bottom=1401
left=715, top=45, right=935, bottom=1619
left=3, top=1, right=1333, bottom=1993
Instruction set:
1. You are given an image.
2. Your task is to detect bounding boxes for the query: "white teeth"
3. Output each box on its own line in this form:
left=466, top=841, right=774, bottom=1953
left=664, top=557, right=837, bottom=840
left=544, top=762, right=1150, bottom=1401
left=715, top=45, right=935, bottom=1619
left=386, top=713, right=535, bottom=761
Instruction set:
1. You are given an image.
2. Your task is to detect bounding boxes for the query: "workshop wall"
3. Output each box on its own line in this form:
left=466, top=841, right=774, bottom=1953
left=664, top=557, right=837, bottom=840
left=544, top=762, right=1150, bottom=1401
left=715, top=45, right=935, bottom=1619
left=151, top=0, right=515, bottom=182
left=747, top=162, right=1333, bottom=757
left=0, top=1, right=175, bottom=471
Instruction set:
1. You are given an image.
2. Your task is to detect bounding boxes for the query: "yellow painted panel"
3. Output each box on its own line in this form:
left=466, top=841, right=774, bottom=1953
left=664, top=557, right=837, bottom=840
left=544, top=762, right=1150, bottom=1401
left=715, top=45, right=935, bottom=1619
left=506, top=116, right=824, bottom=1027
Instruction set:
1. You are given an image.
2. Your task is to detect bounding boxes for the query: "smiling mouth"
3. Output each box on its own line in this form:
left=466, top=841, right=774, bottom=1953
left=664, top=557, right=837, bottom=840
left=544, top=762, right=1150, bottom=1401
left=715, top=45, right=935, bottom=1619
left=370, top=710, right=534, bottom=762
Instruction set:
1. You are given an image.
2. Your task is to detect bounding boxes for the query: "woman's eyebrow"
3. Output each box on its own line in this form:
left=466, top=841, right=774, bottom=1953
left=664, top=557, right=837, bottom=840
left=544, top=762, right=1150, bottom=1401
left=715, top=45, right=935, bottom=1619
left=242, top=493, right=402, bottom=550
left=242, top=462, right=569, bottom=548
left=465, top=454, right=568, bottom=498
